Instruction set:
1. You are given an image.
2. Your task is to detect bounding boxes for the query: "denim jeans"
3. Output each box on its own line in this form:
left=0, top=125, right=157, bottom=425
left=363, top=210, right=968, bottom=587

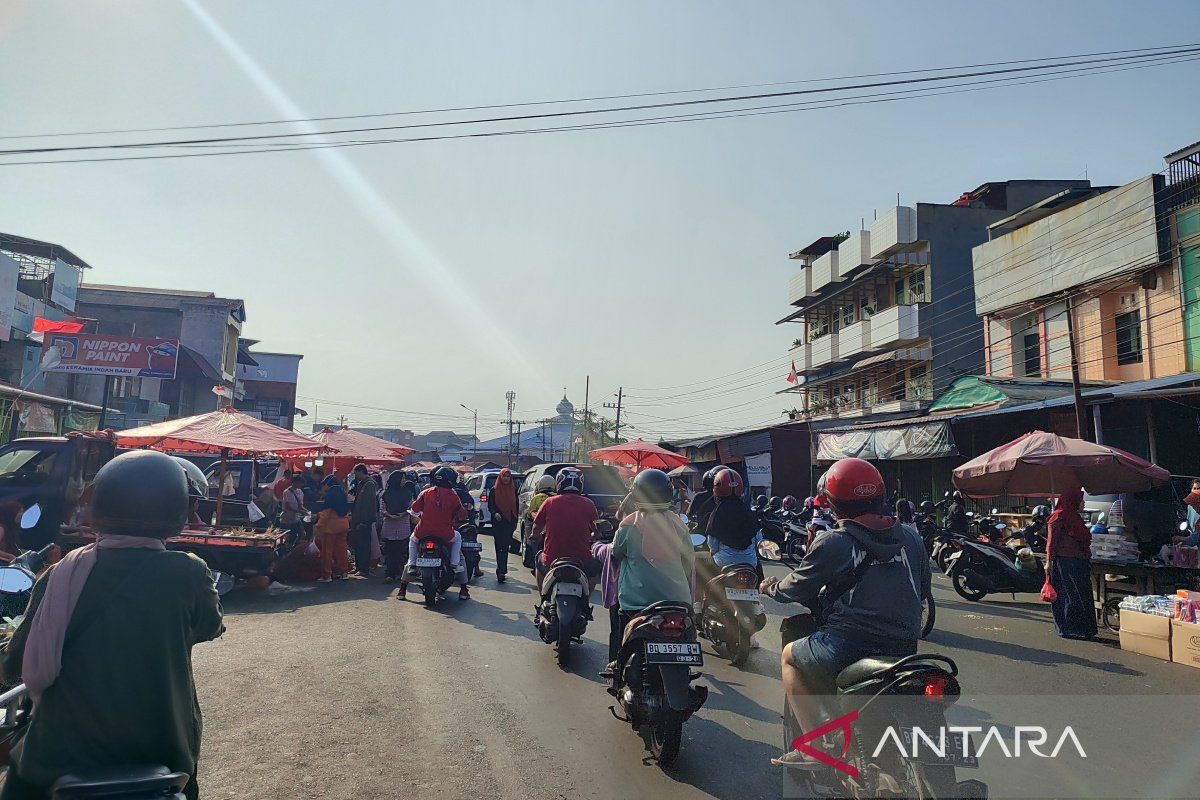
left=789, top=630, right=915, bottom=694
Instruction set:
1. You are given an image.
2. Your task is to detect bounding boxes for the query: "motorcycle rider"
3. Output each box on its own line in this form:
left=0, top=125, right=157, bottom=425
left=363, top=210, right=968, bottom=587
left=400, top=466, right=470, bottom=601
left=698, top=468, right=762, bottom=583
left=532, top=469, right=600, bottom=592
left=0, top=451, right=224, bottom=800
left=688, top=467, right=723, bottom=532
left=946, top=490, right=969, bottom=534
left=759, top=457, right=930, bottom=768
left=522, top=474, right=557, bottom=569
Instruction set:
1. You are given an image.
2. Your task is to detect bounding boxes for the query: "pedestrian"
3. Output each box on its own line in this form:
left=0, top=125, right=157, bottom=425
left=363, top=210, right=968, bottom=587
left=895, top=498, right=915, bottom=525
left=315, top=474, right=352, bottom=582
left=350, top=464, right=379, bottom=578
left=488, top=468, right=520, bottom=583
left=671, top=477, right=692, bottom=514
left=379, top=470, right=415, bottom=583
left=945, top=490, right=969, bottom=534
left=0, top=451, right=223, bottom=799
left=272, top=466, right=293, bottom=502
left=1044, top=485, right=1097, bottom=640
left=279, top=473, right=308, bottom=538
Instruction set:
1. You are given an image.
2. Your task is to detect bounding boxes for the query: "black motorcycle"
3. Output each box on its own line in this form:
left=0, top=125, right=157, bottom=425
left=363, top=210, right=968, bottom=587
left=410, top=536, right=457, bottom=607
left=458, top=520, right=484, bottom=583
left=0, top=544, right=55, bottom=620
left=692, top=535, right=765, bottom=667
left=534, top=558, right=592, bottom=667
left=946, top=538, right=1042, bottom=601
left=609, top=601, right=709, bottom=765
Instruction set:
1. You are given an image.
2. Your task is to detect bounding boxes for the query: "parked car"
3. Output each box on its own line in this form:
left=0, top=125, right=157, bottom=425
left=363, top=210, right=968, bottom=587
left=464, top=469, right=505, bottom=528
left=201, top=458, right=280, bottom=526
left=517, top=463, right=627, bottom=549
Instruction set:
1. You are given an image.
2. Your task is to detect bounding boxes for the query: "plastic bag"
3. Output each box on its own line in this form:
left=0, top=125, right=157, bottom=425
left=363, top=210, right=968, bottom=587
left=1040, top=577, right=1058, bottom=603
left=247, top=501, right=266, bottom=522
left=304, top=538, right=319, bottom=557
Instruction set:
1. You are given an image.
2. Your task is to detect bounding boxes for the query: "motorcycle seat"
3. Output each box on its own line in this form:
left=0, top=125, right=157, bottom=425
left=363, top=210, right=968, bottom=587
left=51, top=765, right=188, bottom=797
left=835, top=656, right=910, bottom=689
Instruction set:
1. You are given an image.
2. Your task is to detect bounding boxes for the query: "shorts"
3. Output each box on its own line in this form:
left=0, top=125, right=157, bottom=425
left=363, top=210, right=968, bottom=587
left=539, top=552, right=600, bottom=577
left=788, top=630, right=914, bottom=693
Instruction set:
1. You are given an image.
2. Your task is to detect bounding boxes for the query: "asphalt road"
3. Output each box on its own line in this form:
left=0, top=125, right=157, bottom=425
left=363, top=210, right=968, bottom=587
left=192, top=552, right=1197, bottom=800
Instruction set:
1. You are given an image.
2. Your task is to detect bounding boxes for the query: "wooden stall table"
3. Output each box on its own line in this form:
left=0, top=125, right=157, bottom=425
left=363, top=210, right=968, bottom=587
left=1089, top=559, right=1200, bottom=632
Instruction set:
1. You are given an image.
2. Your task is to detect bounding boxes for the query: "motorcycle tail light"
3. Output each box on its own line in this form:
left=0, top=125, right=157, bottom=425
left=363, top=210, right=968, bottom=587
left=424, top=541, right=436, bottom=550
left=480, top=493, right=487, bottom=502
left=923, top=674, right=948, bottom=698
left=735, top=571, right=755, bottom=588
left=659, top=615, right=687, bottom=638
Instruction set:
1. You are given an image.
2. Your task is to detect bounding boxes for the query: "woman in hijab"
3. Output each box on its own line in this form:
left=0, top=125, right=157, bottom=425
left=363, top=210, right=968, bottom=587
left=1044, top=485, right=1097, bottom=639
left=314, top=475, right=352, bottom=582
left=487, top=468, right=520, bottom=583
left=379, top=471, right=416, bottom=583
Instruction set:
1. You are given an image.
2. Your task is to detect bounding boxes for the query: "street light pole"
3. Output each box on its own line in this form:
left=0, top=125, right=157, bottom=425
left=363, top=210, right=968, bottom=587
left=459, top=404, right=478, bottom=457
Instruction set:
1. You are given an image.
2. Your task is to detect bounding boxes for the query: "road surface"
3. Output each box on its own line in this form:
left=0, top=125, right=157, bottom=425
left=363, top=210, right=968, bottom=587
left=193, top=551, right=1194, bottom=799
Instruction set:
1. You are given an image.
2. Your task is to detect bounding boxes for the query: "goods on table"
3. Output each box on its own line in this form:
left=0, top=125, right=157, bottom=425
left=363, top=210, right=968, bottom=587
left=1119, top=594, right=1175, bottom=617
left=1173, top=590, right=1200, bottom=623
left=1171, top=544, right=1200, bottom=568
left=1092, top=532, right=1140, bottom=562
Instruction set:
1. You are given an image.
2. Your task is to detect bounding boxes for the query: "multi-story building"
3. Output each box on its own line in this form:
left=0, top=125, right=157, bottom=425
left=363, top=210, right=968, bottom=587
left=234, top=341, right=303, bottom=430
left=779, top=180, right=1089, bottom=421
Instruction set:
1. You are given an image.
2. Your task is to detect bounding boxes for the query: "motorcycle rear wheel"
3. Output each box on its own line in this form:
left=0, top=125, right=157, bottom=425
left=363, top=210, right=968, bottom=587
left=951, top=571, right=988, bottom=602
left=920, top=590, right=936, bottom=639
left=646, top=718, right=683, bottom=765
left=730, top=628, right=751, bottom=668
left=556, top=623, right=572, bottom=668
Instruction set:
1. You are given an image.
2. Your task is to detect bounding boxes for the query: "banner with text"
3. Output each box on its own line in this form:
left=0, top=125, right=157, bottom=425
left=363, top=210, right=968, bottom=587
left=41, top=334, right=180, bottom=378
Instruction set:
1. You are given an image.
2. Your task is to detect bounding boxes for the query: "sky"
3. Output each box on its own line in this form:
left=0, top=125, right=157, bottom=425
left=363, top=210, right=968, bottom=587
left=2, top=1, right=1199, bottom=443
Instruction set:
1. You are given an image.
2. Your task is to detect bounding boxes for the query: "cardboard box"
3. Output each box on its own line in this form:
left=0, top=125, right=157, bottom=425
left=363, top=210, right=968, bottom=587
left=1170, top=618, right=1200, bottom=669
left=1120, top=609, right=1172, bottom=660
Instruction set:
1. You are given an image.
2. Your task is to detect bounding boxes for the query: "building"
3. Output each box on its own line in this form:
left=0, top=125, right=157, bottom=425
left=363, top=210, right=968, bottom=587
left=778, top=180, right=1090, bottom=423
left=474, top=394, right=577, bottom=464
left=234, top=340, right=303, bottom=430
left=70, top=284, right=250, bottom=427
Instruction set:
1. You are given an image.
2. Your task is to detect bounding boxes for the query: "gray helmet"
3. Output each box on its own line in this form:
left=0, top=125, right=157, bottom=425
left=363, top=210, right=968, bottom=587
left=630, top=468, right=672, bottom=511
left=92, top=450, right=188, bottom=538
left=172, top=456, right=208, bottom=501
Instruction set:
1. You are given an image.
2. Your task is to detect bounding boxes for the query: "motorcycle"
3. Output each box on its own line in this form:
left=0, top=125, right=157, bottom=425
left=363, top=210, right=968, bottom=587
left=692, top=534, right=765, bottom=668
left=608, top=600, right=709, bottom=765
left=410, top=536, right=458, bottom=607
left=0, top=543, right=55, bottom=621
left=534, top=558, right=592, bottom=667
left=458, top=518, right=484, bottom=583
left=946, top=537, right=1043, bottom=601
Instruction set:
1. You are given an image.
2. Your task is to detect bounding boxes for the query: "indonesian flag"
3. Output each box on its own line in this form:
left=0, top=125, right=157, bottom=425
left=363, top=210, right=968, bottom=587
left=212, top=384, right=234, bottom=399
left=32, top=316, right=85, bottom=334
left=786, top=360, right=798, bottom=384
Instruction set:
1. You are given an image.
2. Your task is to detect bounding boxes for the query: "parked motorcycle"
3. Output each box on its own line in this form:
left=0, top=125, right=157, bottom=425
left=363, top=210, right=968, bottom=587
left=692, top=534, right=765, bottom=667
left=534, top=558, right=592, bottom=667
left=0, top=543, right=55, bottom=621
left=410, top=536, right=458, bottom=607
left=1005, top=505, right=1049, bottom=552
left=608, top=601, right=708, bottom=765
left=458, top=519, right=483, bottom=582
left=946, top=538, right=1043, bottom=601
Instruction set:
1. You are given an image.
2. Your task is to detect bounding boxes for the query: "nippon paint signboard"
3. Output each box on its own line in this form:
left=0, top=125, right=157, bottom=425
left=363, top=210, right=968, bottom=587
left=41, top=333, right=180, bottom=379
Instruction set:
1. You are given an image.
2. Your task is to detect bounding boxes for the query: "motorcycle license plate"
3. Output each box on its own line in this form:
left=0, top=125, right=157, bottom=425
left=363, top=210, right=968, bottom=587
left=554, top=583, right=584, bottom=596
left=461, top=541, right=483, bottom=550
left=644, top=641, right=703, bottom=665
left=724, top=588, right=760, bottom=602
left=899, top=728, right=978, bottom=768
left=414, top=558, right=442, bottom=568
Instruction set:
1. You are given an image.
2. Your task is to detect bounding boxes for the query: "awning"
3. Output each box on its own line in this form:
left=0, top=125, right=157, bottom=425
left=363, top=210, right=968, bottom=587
left=852, top=346, right=931, bottom=370
left=816, top=419, right=956, bottom=462
left=178, top=346, right=223, bottom=382
left=951, top=371, right=1200, bottom=422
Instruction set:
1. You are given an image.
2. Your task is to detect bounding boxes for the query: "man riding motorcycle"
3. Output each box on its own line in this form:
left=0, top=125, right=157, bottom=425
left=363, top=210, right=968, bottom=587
left=688, top=467, right=723, bottom=532
left=531, top=469, right=601, bottom=592
left=400, top=466, right=470, bottom=601
left=759, top=457, right=930, bottom=768
left=946, top=489, right=969, bottom=534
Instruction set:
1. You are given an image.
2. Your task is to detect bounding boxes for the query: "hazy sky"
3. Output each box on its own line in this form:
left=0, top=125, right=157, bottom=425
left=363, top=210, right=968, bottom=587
left=3, top=1, right=1199, bottom=442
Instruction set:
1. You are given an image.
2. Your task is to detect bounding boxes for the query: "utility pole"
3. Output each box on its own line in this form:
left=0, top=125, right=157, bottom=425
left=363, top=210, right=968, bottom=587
left=1065, top=298, right=1089, bottom=441
left=459, top=404, right=478, bottom=456
left=505, top=390, right=516, bottom=466
left=514, top=420, right=524, bottom=467
left=604, top=387, right=624, bottom=443
left=581, top=375, right=590, bottom=458
left=337, top=414, right=348, bottom=428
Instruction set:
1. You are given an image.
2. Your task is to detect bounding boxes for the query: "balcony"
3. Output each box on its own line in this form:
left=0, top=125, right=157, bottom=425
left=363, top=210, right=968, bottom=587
left=789, top=340, right=811, bottom=373
left=839, top=319, right=870, bottom=360
left=837, top=231, right=875, bottom=275
left=787, top=268, right=810, bottom=305
left=810, top=334, right=838, bottom=369
left=870, top=303, right=921, bottom=348
left=870, top=206, right=917, bottom=259
left=810, top=250, right=841, bottom=293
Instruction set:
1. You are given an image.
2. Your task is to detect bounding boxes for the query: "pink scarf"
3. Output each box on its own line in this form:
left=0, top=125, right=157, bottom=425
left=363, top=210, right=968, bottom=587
left=23, top=535, right=164, bottom=704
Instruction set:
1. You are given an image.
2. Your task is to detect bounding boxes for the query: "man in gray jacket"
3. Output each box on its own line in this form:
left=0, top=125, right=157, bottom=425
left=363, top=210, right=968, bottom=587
left=350, top=463, right=379, bottom=578
left=760, top=458, right=930, bottom=768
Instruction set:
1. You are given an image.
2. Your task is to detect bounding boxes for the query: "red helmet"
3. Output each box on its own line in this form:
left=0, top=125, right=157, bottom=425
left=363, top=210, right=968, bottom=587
left=782, top=495, right=798, bottom=511
left=820, top=458, right=884, bottom=517
left=712, top=468, right=743, bottom=499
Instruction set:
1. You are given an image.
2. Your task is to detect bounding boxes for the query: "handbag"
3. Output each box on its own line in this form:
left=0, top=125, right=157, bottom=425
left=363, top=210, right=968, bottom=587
left=508, top=539, right=522, bottom=555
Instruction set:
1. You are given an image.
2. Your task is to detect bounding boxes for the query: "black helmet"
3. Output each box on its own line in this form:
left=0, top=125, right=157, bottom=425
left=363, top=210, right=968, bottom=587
left=556, top=468, right=584, bottom=494
left=755, top=494, right=768, bottom=508
left=919, top=500, right=935, bottom=513
left=768, top=496, right=783, bottom=511
left=631, top=468, right=673, bottom=511
left=702, top=466, right=722, bottom=491
left=403, top=470, right=418, bottom=483
left=172, top=456, right=208, bottom=500
left=432, top=466, right=457, bottom=488
left=1032, top=504, right=1050, bottom=521
left=91, top=450, right=188, bottom=538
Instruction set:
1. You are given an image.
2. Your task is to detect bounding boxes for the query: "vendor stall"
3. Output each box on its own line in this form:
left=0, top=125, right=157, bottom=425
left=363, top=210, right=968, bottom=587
left=301, top=426, right=414, bottom=476
left=1090, top=559, right=1200, bottom=632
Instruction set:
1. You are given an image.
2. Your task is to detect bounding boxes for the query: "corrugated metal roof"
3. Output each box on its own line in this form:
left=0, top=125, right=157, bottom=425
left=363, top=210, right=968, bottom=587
left=951, top=372, right=1200, bottom=421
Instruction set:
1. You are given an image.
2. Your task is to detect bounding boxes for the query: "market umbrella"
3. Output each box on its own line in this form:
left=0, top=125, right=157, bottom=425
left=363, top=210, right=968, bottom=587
left=667, top=464, right=698, bottom=478
left=588, top=439, right=689, bottom=471
left=308, top=426, right=415, bottom=467
left=117, top=407, right=330, bottom=521
left=951, top=430, right=1169, bottom=498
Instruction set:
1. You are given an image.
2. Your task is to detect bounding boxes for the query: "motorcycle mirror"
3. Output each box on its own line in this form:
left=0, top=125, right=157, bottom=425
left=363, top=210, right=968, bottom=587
left=678, top=513, right=689, bottom=525
left=688, top=533, right=707, bottom=549
left=1180, top=521, right=1190, bottom=532
left=19, top=504, right=41, bottom=530
left=0, top=566, right=34, bottom=594
left=757, top=539, right=782, bottom=562
left=965, top=511, right=975, bottom=518
left=991, top=507, right=999, bottom=515
left=944, top=490, right=951, bottom=497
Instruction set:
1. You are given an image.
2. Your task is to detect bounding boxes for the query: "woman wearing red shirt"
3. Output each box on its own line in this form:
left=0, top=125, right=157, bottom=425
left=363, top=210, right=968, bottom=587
left=400, top=467, right=470, bottom=600
left=1044, top=486, right=1096, bottom=640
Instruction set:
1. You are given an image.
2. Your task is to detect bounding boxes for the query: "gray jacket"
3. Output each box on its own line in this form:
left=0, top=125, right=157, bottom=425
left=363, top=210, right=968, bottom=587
left=767, top=519, right=930, bottom=646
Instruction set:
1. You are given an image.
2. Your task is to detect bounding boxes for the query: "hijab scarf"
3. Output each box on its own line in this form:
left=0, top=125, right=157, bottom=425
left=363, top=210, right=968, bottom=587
left=494, top=469, right=518, bottom=519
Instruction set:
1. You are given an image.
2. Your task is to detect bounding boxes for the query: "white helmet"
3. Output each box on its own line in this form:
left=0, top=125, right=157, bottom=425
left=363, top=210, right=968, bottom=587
left=535, top=474, right=555, bottom=493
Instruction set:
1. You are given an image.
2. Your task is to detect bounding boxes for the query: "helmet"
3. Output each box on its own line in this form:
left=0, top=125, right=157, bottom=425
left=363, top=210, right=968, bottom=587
left=782, top=495, right=798, bottom=511
left=952, top=490, right=964, bottom=502
left=172, top=457, right=208, bottom=500
left=535, top=474, right=556, bottom=493
left=702, top=466, right=722, bottom=491
left=556, top=468, right=584, bottom=494
left=1031, top=504, right=1050, bottom=522
left=432, top=466, right=457, bottom=488
left=820, top=458, right=885, bottom=519
left=804, top=496, right=815, bottom=509
left=768, top=496, right=783, bottom=511
left=91, top=450, right=189, bottom=538
left=712, top=468, right=743, bottom=499
left=754, top=494, right=768, bottom=508
left=403, top=470, right=418, bottom=483
left=919, top=500, right=935, bottom=513
left=630, top=468, right=672, bottom=511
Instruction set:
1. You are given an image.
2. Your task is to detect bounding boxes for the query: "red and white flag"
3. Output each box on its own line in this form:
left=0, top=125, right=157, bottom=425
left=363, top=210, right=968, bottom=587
left=786, top=360, right=798, bottom=384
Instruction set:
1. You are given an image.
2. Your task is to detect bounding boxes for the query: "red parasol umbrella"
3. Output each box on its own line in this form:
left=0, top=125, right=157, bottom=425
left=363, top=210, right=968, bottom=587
left=308, top=426, right=415, bottom=467
left=952, top=430, right=1169, bottom=498
left=588, top=439, right=689, bottom=471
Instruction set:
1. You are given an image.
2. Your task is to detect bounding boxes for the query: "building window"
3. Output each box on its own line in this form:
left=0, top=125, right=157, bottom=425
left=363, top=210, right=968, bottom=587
left=1023, top=332, right=1041, bottom=377
left=907, top=270, right=927, bottom=303
left=841, top=304, right=856, bottom=328
left=908, top=363, right=930, bottom=399
left=894, top=277, right=905, bottom=305
left=1116, top=310, right=1143, bottom=365
left=223, top=323, right=238, bottom=375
